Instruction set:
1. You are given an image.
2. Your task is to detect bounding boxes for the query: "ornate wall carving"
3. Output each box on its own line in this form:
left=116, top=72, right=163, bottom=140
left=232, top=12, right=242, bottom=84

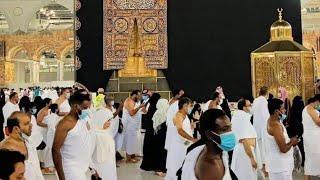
left=0, top=30, right=74, bottom=85
left=277, top=55, right=302, bottom=99
left=252, top=56, right=277, bottom=96
left=103, top=0, right=168, bottom=70
left=0, top=30, right=74, bottom=61
left=252, top=52, right=314, bottom=101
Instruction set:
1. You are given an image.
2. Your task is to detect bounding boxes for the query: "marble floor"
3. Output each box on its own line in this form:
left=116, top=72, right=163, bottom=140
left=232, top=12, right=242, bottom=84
left=44, top=160, right=163, bottom=180
left=44, top=162, right=319, bottom=180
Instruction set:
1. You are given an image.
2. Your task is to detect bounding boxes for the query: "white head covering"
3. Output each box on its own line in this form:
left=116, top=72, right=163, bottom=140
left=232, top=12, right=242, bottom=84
left=152, top=99, right=169, bottom=131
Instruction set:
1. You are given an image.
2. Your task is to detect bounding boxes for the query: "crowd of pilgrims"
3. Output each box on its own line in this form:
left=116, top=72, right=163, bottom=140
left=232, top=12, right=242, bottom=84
left=0, top=85, right=319, bottom=180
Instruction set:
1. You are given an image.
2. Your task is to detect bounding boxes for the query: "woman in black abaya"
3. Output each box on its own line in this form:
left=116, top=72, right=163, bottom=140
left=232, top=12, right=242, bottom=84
left=140, top=93, right=161, bottom=171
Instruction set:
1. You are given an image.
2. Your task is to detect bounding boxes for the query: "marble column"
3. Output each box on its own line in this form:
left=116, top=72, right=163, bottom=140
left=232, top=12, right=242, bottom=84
left=57, top=60, right=64, bottom=81
left=32, top=61, right=39, bottom=83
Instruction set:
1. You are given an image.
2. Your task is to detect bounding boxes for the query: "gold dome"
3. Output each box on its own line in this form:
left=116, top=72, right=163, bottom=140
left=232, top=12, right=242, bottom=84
left=270, top=8, right=293, bottom=41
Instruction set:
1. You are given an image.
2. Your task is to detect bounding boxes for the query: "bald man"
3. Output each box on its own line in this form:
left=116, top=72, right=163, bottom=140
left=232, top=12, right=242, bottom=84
left=1, top=112, right=44, bottom=180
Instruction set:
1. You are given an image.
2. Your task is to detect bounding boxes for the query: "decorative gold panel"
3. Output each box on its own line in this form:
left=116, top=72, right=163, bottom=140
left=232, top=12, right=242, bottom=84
left=277, top=55, right=302, bottom=99
left=118, top=57, right=157, bottom=77
left=252, top=55, right=277, bottom=97
left=103, top=0, right=168, bottom=70
left=252, top=52, right=315, bottom=101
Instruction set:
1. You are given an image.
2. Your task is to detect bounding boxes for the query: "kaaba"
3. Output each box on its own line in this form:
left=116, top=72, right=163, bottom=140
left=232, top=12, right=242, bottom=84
left=76, top=0, right=301, bottom=101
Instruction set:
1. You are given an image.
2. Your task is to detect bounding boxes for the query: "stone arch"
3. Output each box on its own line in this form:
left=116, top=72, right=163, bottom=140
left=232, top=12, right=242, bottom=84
left=60, top=43, right=74, bottom=61
left=33, top=45, right=57, bottom=61
left=7, top=46, right=28, bottom=61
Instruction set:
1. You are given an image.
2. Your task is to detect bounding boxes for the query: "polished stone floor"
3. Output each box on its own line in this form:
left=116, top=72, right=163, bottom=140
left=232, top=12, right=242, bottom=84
left=44, top=160, right=163, bottom=180
left=44, top=162, right=319, bottom=180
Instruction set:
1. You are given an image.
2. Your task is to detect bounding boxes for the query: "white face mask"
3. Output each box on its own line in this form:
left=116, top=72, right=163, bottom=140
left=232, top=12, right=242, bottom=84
left=66, top=93, right=71, bottom=99
left=110, top=101, right=115, bottom=106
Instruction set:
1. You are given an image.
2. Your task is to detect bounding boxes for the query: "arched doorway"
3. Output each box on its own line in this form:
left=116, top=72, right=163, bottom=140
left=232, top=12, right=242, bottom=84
left=12, top=49, right=33, bottom=84
left=62, top=49, right=75, bottom=81
left=39, top=50, right=59, bottom=82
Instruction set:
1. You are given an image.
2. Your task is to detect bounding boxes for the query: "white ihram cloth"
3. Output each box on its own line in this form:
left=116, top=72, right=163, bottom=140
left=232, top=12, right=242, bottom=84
left=181, top=145, right=231, bottom=180
left=23, top=135, right=45, bottom=180
left=43, top=113, right=60, bottom=168
left=41, top=89, right=49, bottom=99
left=2, top=101, right=20, bottom=127
left=231, top=110, right=262, bottom=180
left=110, top=107, right=120, bottom=138
left=165, top=115, right=193, bottom=180
left=164, top=101, right=179, bottom=150
left=49, top=90, right=59, bottom=102
left=122, top=104, right=141, bottom=155
left=91, top=108, right=117, bottom=180
left=59, top=99, right=71, bottom=115
left=61, top=120, right=91, bottom=180
left=265, top=123, right=293, bottom=180
left=252, top=96, right=269, bottom=164
left=29, top=115, right=43, bottom=148
left=302, top=107, right=320, bottom=176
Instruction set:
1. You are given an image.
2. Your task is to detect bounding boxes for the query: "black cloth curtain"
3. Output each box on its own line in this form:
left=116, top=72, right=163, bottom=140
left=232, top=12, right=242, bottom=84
left=76, top=0, right=301, bottom=101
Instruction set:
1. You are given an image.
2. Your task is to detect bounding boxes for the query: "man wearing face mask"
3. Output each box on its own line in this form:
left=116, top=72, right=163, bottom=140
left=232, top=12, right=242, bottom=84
left=165, top=97, right=197, bottom=180
left=231, top=99, right=262, bottom=180
left=302, top=94, right=320, bottom=180
left=55, top=88, right=71, bottom=117
left=122, top=90, right=145, bottom=163
left=265, top=99, right=298, bottom=180
left=179, top=109, right=234, bottom=180
left=91, top=96, right=121, bottom=180
left=2, top=92, right=20, bottom=134
left=1, top=112, right=44, bottom=180
left=52, top=93, right=92, bottom=180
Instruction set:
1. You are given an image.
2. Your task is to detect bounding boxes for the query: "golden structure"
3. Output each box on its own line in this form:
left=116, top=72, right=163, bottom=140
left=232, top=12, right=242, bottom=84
left=118, top=19, right=157, bottom=77
left=251, top=9, right=315, bottom=100
left=0, top=30, right=74, bottom=85
left=103, top=0, right=168, bottom=70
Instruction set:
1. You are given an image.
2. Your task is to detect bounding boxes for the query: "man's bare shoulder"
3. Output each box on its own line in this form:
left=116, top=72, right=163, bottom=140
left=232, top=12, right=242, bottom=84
left=0, top=138, right=27, bottom=155
left=195, top=150, right=225, bottom=180
left=268, top=119, right=282, bottom=134
left=38, top=108, right=48, bottom=115
left=56, top=115, right=77, bottom=130
left=173, top=112, right=184, bottom=122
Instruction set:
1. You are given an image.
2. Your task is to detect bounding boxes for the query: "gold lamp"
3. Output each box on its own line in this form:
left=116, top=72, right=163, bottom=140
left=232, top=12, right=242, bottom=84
left=251, top=8, right=315, bottom=100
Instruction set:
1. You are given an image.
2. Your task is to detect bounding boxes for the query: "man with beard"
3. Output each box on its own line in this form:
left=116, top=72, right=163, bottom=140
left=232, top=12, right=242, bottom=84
left=52, top=93, right=92, bottom=180
left=1, top=112, right=44, bottom=180
left=122, top=90, right=145, bottom=163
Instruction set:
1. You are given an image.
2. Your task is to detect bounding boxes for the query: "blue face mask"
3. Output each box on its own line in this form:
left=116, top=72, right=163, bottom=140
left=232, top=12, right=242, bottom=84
left=142, top=95, right=149, bottom=101
left=79, top=109, right=90, bottom=120
left=279, top=114, right=287, bottom=123
left=210, top=131, right=236, bottom=152
left=31, top=108, right=37, bottom=115
left=187, top=107, right=193, bottom=115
